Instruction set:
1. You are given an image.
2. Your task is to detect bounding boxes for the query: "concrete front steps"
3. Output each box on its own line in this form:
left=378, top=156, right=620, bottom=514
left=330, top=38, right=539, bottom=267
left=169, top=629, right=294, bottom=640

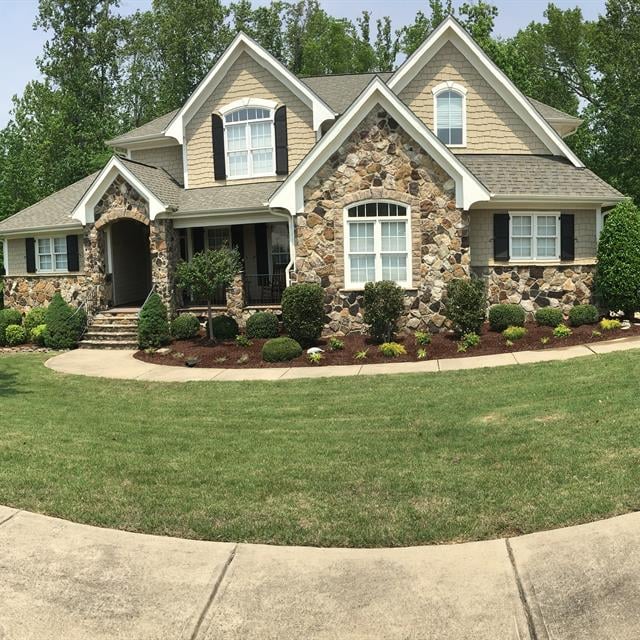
left=80, top=309, right=139, bottom=349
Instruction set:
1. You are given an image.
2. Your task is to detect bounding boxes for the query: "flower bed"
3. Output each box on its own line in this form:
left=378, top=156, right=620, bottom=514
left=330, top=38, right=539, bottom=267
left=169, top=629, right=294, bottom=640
left=134, top=321, right=640, bottom=369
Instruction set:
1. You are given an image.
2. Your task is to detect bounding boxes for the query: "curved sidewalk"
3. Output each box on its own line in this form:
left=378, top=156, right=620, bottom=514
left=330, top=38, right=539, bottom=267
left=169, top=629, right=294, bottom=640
left=1, top=506, right=639, bottom=639
left=45, top=334, right=640, bottom=381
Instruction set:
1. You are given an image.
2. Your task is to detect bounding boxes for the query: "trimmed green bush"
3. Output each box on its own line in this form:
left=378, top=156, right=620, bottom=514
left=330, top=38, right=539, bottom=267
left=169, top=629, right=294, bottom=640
left=171, top=313, right=200, bottom=340
left=0, top=308, right=22, bottom=346
left=378, top=342, right=407, bottom=357
left=362, top=280, right=404, bottom=343
left=281, top=284, right=325, bottom=347
left=535, top=307, right=563, bottom=327
left=262, top=336, right=303, bottom=362
left=23, top=307, right=47, bottom=333
left=5, top=324, right=27, bottom=346
left=444, top=278, right=486, bottom=335
left=30, top=324, right=47, bottom=346
left=502, top=325, right=527, bottom=340
left=488, top=304, right=525, bottom=332
left=553, top=324, right=572, bottom=338
left=246, top=311, right=279, bottom=339
left=138, top=293, right=170, bottom=349
left=568, top=304, right=599, bottom=327
left=209, top=314, right=239, bottom=340
left=43, top=293, right=87, bottom=349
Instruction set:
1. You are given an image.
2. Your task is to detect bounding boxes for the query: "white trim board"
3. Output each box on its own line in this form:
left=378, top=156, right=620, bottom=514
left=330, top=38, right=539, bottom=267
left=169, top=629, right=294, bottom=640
left=269, top=77, right=490, bottom=214
left=388, top=16, right=584, bottom=167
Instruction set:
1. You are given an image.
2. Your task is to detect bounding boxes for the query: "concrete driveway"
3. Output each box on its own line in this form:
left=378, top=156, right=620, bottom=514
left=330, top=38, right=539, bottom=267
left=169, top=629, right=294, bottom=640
left=1, top=507, right=639, bottom=639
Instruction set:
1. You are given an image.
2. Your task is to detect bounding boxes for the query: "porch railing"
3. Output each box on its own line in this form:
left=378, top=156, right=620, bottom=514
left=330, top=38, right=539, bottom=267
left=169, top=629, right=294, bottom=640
left=244, top=272, right=286, bottom=306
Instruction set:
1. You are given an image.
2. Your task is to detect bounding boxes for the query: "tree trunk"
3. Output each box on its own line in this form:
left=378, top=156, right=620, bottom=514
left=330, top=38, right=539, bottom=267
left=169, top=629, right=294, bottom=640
left=207, top=299, right=214, bottom=341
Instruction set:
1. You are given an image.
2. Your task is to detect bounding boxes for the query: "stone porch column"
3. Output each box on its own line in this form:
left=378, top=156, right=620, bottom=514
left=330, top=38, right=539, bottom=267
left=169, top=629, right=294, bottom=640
left=226, top=272, right=245, bottom=326
left=149, top=219, right=178, bottom=316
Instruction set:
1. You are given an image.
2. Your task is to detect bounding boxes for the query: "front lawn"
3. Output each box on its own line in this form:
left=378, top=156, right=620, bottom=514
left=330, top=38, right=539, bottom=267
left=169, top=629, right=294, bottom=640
left=1, top=352, right=640, bottom=547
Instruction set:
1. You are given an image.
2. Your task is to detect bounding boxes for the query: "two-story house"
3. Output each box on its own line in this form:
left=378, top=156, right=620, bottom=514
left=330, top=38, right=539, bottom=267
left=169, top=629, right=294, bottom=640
left=0, top=17, right=624, bottom=338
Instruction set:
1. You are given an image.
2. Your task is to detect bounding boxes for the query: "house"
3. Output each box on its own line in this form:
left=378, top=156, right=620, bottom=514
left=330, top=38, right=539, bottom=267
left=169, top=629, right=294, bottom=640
left=0, top=17, right=624, bottom=339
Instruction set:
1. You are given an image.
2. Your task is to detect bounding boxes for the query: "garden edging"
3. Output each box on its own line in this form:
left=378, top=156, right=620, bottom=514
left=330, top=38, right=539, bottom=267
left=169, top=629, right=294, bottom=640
left=44, top=335, right=640, bottom=382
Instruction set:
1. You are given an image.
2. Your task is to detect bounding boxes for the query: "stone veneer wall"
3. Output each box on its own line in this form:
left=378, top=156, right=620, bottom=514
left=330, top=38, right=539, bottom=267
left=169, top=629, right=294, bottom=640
left=473, top=264, right=596, bottom=317
left=296, top=107, right=468, bottom=334
left=2, top=274, right=95, bottom=314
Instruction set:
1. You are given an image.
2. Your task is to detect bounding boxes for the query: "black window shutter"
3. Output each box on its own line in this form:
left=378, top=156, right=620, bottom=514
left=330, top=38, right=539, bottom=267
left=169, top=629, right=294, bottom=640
left=212, top=114, right=226, bottom=180
left=493, top=213, right=510, bottom=261
left=192, top=227, right=205, bottom=253
left=25, top=237, right=36, bottom=273
left=274, top=106, right=289, bottom=175
left=230, top=225, right=245, bottom=261
left=66, top=235, right=80, bottom=271
left=560, top=213, right=575, bottom=261
left=255, top=223, right=269, bottom=275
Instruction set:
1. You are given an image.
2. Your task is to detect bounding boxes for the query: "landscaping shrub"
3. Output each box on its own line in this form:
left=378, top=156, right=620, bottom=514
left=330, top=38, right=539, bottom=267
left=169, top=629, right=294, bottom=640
left=568, top=304, right=599, bottom=327
left=44, top=293, right=87, bottom=349
left=553, top=324, right=572, bottom=338
left=0, top=308, right=22, bottom=346
left=488, top=304, right=525, bottom=332
left=281, top=284, right=325, bottom=347
left=414, top=331, right=431, bottom=346
left=378, top=342, right=407, bottom=357
left=457, top=332, right=481, bottom=352
left=30, top=324, right=47, bottom=346
left=5, top=324, right=27, bottom=346
left=209, top=315, right=239, bottom=340
left=171, top=313, right=200, bottom=340
left=23, top=306, right=47, bottom=333
left=362, top=281, right=404, bottom=343
left=502, top=326, right=527, bottom=341
left=246, top=311, right=279, bottom=339
left=535, top=307, right=563, bottom=328
left=235, top=334, right=252, bottom=347
left=596, top=200, right=640, bottom=317
left=262, top=336, right=303, bottom=362
left=600, top=318, right=622, bottom=331
left=137, top=293, right=170, bottom=349
left=444, top=278, right=486, bottom=335
left=328, top=337, right=344, bottom=351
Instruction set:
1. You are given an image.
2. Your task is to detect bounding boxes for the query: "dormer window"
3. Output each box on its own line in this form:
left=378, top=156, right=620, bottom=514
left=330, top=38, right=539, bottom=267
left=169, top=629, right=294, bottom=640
left=433, top=82, right=467, bottom=147
left=224, top=107, right=275, bottom=178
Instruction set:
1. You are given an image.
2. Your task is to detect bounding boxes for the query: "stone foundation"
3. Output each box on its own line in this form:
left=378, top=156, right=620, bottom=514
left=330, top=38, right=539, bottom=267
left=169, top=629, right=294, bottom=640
left=474, top=264, right=596, bottom=318
left=3, top=275, right=94, bottom=314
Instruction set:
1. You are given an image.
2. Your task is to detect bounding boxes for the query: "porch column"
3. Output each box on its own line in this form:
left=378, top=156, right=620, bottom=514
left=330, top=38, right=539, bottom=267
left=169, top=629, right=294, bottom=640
left=226, top=271, right=245, bottom=326
left=149, top=219, right=178, bottom=316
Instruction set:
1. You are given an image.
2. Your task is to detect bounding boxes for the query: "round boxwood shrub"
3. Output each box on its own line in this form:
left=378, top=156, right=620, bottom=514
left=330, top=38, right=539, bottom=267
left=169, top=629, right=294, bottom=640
left=568, top=304, right=599, bottom=327
left=262, top=336, right=303, bottom=362
left=171, top=313, right=200, bottom=340
left=0, top=308, right=22, bottom=346
left=30, top=324, right=47, bottom=346
left=246, top=311, right=279, bottom=339
left=534, top=307, right=563, bottom=328
left=281, top=283, right=325, bottom=347
left=23, top=306, right=47, bottom=333
left=488, top=304, right=525, bottom=332
left=5, top=324, right=27, bottom=346
left=444, top=277, right=487, bottom=335
left=362, top=280, right=405, bottom=343
left=44, top=293, right=87, bottom=349
left=209, top=314, right=239, bottom=340
left=138, top=293, right=170, bottom=349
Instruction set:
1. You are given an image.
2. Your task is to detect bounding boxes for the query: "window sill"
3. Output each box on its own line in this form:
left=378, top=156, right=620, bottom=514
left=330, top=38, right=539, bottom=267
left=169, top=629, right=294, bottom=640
left=7, top=271, right=85, bottom=278
left=483, top=259, right=596, bottom=268
left=340, top=286, right=417, bottom=293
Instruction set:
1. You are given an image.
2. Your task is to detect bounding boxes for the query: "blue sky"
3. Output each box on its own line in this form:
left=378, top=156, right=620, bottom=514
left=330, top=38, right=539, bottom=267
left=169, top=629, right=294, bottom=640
left=0, top=0, right=606, bottom=127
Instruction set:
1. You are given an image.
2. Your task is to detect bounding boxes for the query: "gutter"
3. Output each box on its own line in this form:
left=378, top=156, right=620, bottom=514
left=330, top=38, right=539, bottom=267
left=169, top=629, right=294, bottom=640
left=0, top=223, right=83, bottom=238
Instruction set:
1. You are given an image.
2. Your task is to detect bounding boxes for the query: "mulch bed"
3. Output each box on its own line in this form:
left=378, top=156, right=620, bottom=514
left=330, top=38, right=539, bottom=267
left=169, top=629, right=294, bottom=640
left=134, top=322, right=640, bottom=369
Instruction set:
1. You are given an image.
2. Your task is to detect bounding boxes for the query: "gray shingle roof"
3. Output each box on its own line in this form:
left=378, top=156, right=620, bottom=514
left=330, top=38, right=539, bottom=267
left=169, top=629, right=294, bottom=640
left=107, top=110, right=179, bottom=146
left=458, top=154, right=624, bottom=201
left=527, top=97, right=581, bottom=123
left=178, top=181, right=279, bottom=213
left=119, top=158, right=183, bottom=208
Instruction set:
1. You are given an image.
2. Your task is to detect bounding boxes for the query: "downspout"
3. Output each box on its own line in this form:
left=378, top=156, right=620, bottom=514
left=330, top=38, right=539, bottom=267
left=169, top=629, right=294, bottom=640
left=270, top=209, right=296, bottom=287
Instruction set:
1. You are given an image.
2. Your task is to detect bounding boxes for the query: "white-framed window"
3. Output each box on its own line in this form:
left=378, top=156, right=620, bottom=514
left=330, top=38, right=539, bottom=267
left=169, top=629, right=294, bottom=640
left=36, top=237, right=68, bottom=272
left=224, top=107, right=275, bottom=179
left=206, top=226, right=231, bottom=250
left=509, top=213, right=560, bottom=261
left=432, top=82, right=467, bottom=147
left=344, top=201, right=411, bottom=289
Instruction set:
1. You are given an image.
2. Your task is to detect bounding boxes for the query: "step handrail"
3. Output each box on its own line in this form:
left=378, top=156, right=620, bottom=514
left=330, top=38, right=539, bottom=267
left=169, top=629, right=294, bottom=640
left=138, top=284, right=156, bottom=318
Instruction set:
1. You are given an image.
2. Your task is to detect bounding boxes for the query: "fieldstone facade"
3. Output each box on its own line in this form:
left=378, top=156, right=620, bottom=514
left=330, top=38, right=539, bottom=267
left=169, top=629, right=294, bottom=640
left=295, top=107, right=468, bottom=334
left=2, top=274, right=94, bottom=314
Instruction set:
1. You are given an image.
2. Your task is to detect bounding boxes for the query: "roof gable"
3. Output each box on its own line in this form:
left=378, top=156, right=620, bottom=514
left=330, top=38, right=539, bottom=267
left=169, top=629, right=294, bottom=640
left=388, top=16, right=584, bottom=167
left=269, top=77, right=490, bottom=213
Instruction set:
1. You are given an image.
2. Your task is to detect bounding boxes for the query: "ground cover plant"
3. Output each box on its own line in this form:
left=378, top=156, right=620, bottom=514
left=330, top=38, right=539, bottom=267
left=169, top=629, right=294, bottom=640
left=3, top=351, right=640, bottom=547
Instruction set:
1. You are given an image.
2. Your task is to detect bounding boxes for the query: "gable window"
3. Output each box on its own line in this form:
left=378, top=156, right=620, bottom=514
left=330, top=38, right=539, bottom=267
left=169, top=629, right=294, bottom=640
left=344, top=201, right=411, bottom=289
left=224, top=107, right=275, bottom=178
left=37, top=237, right=68, bottom=272
left=433, top=82, right=466, bottom=146
left=510, top=213, right=560, bottom=260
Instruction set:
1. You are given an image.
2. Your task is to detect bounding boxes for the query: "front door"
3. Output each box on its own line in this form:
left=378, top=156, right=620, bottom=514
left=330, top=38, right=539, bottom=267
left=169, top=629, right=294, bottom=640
left=109, top=219, right=152, bottom=306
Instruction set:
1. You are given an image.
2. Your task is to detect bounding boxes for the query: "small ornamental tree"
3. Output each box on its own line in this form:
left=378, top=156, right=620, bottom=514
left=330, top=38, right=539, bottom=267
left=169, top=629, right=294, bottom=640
left=138, top=293, right=170, bottom=348
left=596, top=200, right=640, bottom=318
left=176, top=247, right=242, bottom=340
left=444, top=278, right=487, bottom=335
left=43, top=293, right=86, bottom=349
left=362, top=281, right=405, bottom=343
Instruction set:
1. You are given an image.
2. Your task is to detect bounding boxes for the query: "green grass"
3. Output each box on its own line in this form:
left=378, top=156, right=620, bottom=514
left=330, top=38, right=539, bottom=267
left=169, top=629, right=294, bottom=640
left=1, top=352, right=640, bottom=547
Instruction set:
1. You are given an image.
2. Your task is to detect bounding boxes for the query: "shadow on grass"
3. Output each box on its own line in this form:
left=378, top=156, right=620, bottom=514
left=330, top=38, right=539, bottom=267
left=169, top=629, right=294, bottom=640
left=0, top=366, right=19, bottom=398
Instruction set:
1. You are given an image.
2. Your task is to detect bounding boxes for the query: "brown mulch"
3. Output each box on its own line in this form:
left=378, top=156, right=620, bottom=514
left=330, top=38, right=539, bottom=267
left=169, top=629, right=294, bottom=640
left=133, top=322, right=640, bottom=369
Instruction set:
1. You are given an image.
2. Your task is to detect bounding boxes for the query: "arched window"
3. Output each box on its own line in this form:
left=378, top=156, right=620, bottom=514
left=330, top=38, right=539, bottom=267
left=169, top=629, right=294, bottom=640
left=433, top=82, right=466, bottom=146
left=344, top=201, right=411, bottom=289
left=223, top=107, right=275, bottom=178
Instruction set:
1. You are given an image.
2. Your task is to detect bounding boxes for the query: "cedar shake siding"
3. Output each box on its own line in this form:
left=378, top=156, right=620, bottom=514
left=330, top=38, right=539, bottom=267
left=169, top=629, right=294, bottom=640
left=185, top=51, right=316, bottom=188
left=399, top=41, right=549, bottom=154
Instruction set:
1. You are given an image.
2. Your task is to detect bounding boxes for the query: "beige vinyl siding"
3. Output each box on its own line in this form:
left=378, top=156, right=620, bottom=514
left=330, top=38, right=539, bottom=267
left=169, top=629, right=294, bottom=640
left=470, top=209, right=597, bottom=265
left=129, top=146, right=184, bottom=185
left=399, top=41, right=548, bottom=154
left=5, top=235, right=85, bottom=275
left=185, top=51, right=315, bottom=188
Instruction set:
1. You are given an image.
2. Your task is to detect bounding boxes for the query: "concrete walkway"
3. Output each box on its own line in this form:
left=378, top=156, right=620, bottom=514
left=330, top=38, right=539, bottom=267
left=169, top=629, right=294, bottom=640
left=45, top=335, right=640, bottom=382
left=1, top=506, right=639, bottom=639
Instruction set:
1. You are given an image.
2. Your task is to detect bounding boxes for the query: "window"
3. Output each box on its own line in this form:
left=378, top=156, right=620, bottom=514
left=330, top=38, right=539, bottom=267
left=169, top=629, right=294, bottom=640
left=269, top=223, right=290, bottom=271
left=433, top=83, right=466, bottom=146
left=510, top=213, right=560, bottom=260
left=206, top=227, right=231, bottom=250
left=345, top=202, right=411, bottom=288
left=224, top=107, right=275, bottom=178
left=37, top=237, right=67, bottom=272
